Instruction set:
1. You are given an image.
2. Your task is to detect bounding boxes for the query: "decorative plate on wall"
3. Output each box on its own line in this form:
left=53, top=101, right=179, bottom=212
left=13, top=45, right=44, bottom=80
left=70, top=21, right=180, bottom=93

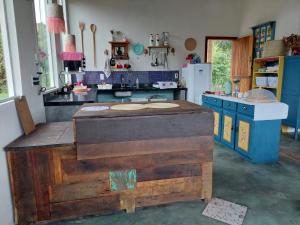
left=185, top=38, right=197, bottom=51
left=132, top=43, right=144, bottom=55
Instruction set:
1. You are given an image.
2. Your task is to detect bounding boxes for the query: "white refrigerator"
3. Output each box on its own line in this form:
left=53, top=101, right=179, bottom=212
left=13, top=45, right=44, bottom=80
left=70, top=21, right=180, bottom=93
left=181, top=63, right=212, bottom=105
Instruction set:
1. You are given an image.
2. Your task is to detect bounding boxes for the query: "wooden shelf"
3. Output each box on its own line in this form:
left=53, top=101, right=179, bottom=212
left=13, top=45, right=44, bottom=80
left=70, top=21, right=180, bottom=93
left=254, top=56, right=283, bottom=63
left=254, top=86, right=277, bottom=89
left=109, top=41, right=130, bottom=45
left=252, top=56, right=284, bottom=101
left=148, top=45, right=170, bottom=48
left=147, top=45, right=171, bottom=56
left=254, top=71, right=278, bottom=74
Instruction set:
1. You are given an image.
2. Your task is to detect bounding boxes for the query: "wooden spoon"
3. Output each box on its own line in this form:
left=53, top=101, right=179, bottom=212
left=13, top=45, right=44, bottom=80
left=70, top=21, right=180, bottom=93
left=90, top=24, right=97, bottom=67
left=79, top=22, right=85, bottom=54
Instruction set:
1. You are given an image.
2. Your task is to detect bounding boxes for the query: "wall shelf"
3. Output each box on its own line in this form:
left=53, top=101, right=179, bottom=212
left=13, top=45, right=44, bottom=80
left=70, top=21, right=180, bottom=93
left=147, top=45, right=171, bottom=55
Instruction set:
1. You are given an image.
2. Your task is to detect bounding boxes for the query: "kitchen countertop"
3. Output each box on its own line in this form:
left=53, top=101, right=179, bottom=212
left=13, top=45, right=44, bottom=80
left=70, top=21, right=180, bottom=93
left=73, top=100, right=211, bottom=119
left=44, top=87, right=187, bottom=106
left=5, top=122, right=74, bottom=151
left=203, top=94, right=289, bottom=121
left=44, top=89, right=98, bottom=106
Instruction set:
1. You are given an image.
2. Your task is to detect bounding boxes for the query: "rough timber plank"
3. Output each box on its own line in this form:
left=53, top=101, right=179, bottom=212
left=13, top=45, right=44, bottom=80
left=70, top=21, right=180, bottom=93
left=50, top=195, right=120, bottom=220
left=77, top=136, right=213, bottom=160
left=7, top=151, right=37, bottom=225
left=50, top=180, right=110, bottom=203
left=62, top=149, right=212, bottom=176
left=201, top=162, right=213, bottom=201
left=30, top=151, right=51, bottom=220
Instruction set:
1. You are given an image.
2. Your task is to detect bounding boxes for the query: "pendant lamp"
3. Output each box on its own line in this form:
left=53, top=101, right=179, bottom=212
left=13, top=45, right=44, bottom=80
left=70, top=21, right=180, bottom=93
left=63, top=34, right=76, bottom=52
left=47, top=1, right=65, bottom=33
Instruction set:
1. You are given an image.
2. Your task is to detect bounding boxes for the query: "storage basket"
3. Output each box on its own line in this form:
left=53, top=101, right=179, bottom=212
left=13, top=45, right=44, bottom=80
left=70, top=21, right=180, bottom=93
left=262, top=40, right=286, bottom=58
left=256, top=77, right=268, bottom=87
left=267, top=77, right=278, bottom=88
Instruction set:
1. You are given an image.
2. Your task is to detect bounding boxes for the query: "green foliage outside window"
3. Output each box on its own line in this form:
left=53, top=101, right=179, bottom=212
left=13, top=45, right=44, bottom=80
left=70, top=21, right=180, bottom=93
left=211, top=40, right=232, bottom=91
left=37, top=23, right=52, bottom=88
left=0, top=27, right=8, bottom=100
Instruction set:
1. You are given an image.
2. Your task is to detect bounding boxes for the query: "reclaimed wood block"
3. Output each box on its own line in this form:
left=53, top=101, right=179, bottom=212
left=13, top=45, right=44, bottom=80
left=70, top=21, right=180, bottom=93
left=7, top=151, right=37, bottom=225
left=62, top=149, right=211, bottom=176
left=50, top=180, right=111, bottom=203
left=50, top=195, right=120, bottom=220
left=77, top=136, right=213, bottom=160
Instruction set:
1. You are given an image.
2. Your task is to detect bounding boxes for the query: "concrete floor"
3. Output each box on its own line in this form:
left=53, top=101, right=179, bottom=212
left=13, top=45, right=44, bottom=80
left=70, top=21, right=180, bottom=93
left=48, top=138, right=300, bottom=225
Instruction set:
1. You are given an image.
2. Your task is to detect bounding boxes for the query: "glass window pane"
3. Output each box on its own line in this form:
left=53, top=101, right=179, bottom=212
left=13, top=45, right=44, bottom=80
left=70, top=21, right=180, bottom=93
left=34, top=0, right=54, bottom=89
left=0, top=26, right=8, bottom=100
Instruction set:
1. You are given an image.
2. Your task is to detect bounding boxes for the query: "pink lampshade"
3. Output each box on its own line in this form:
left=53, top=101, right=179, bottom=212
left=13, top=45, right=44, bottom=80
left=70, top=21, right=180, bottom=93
left=63, top=34, right=76, bottom=52
left=47, top=3, right=65, bottom=33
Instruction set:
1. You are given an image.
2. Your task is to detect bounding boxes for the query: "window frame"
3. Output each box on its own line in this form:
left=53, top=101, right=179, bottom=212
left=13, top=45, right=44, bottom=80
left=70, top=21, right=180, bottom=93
left=33, top=0, right=59, bottom=91
left=0, top=0, right=15, bottom=102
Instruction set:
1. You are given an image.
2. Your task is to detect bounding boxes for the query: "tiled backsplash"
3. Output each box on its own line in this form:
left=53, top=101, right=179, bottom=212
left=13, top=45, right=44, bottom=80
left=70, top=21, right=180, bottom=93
left=72, top=70, right=179, bottom=85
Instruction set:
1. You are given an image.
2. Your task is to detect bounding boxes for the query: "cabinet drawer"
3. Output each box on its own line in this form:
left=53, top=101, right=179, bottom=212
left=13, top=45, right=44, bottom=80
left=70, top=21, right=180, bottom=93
left=237, top=103, right=254, bottom=117
left=223, top=100, right=237, bottom=111
left=204, top=96, right=222, bottom=107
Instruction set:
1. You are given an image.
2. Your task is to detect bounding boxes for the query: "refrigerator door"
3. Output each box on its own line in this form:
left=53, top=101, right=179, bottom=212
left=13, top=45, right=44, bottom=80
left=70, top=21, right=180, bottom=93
left=181, top=66, right=195, bottom=103
left=193, top=64, right=212, bottom=105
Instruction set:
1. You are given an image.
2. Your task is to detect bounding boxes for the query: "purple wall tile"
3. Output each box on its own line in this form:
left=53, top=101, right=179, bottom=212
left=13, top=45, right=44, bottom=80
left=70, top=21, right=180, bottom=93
left=74, top=70, right=179, bottom=85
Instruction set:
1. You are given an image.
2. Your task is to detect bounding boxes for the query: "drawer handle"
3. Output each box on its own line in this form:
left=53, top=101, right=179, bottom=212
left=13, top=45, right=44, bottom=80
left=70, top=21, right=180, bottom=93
left=242, top=106, right=247, bottom=110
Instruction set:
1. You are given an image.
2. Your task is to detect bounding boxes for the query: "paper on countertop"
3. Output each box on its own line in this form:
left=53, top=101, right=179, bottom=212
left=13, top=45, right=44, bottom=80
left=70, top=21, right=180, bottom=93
left=81, top=106, right=109, bottom=111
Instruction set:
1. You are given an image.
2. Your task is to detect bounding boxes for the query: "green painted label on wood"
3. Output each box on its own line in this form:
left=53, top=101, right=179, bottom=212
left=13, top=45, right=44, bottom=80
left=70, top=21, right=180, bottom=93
left=109, top=169, right=137, bottom=191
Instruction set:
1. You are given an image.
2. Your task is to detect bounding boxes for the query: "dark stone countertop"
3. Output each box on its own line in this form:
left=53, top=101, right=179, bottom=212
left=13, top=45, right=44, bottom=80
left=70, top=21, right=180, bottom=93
left=44, top=89, right=98, bottom=106
left=44, top=87, right=187, bottom=106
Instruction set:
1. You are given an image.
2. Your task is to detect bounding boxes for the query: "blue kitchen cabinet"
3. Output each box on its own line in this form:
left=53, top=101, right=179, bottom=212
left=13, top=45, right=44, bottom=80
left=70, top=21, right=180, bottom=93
left=235, top=114, right=253, bottom=160
left=202, top=95, right=283, bottom=163
left=202, top=95, right=223, bottom=141
left=221, top=109, right=236, bottom=149
left=281, top=56, right=300, bottom=140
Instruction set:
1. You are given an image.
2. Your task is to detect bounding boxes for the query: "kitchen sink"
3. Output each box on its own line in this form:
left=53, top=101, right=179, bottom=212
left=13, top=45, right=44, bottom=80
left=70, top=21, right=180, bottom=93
left=114, top=91, right=132, bottom=97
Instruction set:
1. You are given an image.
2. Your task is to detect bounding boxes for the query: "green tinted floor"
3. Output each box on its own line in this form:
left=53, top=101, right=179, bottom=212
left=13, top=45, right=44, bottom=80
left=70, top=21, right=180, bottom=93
left=47, top=141, right=300, bottom=225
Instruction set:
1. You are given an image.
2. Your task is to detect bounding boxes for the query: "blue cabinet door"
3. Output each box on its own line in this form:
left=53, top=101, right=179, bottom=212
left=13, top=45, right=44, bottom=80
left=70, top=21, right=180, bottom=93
left=235, top=114, right=253, bottom=159
left=211, top=106, right=223, bottom=142
left=221, top=110, right=236, bottom=149
left=202, top=102, right=223, bottom=142
left=282, top=56, right=300, bottom=95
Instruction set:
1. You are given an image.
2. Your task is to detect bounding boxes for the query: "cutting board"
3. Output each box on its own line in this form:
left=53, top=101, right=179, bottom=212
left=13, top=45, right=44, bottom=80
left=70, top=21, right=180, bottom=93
left=15, top=96, right=35, bottom=135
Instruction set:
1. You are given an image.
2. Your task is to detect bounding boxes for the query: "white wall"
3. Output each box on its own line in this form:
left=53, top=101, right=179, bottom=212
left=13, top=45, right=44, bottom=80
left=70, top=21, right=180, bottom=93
left=68, top=0, right=243, bottom=71
left=239, top=0, right=300, bottom=39
left=0, top=1, right=46, bottom=225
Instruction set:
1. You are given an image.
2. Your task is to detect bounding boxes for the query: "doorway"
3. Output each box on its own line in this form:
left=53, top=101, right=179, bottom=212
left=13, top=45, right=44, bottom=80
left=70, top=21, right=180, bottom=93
left=205, top=37, right=236, bottom=91
left=205, top=36, right=254, bottom=93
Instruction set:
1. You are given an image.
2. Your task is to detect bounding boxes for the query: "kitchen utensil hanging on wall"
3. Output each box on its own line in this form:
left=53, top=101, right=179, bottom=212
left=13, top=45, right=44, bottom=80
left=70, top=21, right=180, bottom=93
left=79, top=22, right=86, bottom=68
left=79, top=22, right=85, bottom=54
left=90, top=24, right=97, bottom=67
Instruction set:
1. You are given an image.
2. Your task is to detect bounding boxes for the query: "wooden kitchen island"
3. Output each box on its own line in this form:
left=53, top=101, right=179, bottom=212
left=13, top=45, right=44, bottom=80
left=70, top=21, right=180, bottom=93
left=5, top=101, right=214, bottom=225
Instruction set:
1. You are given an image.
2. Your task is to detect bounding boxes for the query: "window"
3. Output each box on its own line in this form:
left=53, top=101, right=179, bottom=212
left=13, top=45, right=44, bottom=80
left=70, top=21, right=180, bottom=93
left=0, top=0, right=14, bottom=101
left=34, top=0, right=55, bottom=89
left=0, top=27, right=7, bottom=100
left=205, top=37, right=235, bottom=91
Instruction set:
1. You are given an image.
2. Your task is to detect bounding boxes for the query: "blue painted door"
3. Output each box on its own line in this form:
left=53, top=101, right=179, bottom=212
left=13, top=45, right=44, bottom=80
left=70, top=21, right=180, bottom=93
left=221, top=110, right=236, bottom=149
left=235, top=114, right=253, bottom=159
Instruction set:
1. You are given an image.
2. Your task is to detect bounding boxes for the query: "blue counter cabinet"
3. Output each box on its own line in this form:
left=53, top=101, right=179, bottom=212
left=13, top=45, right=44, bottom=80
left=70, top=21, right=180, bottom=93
left=202, top=95, right=284, bottom=164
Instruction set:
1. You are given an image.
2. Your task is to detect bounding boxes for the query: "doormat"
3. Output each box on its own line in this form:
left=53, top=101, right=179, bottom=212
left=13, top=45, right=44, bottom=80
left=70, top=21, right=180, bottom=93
left=202, top=198, right=248, bottom=225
